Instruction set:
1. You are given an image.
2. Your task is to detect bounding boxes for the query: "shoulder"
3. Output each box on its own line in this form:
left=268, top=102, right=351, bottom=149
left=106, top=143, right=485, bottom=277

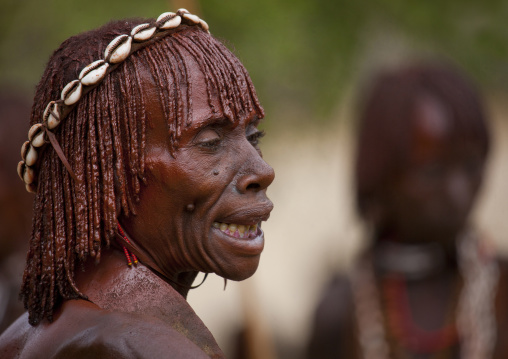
left=1, top=301, right=210, bottom=359
left=306, top=273, right=355, bottom=359
left=312, top=273, right=353, bottom=330
left=496, top=256, right=508, bottom=273
left=495, top=256, right=508, bottom=312
left=493, top=256, right=508, bottom=357
left=0, top=312, right=32, bottom=359
left=53, top=310, right=211, bottom=359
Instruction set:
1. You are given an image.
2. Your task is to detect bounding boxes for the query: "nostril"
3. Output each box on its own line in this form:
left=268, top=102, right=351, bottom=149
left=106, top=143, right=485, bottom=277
left=236, top=158, right=274, bottom=193
left=246, top=183, right=260, bottom=190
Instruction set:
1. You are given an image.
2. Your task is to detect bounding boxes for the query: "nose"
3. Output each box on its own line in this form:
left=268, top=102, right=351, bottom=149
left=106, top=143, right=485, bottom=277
left=235, top=148, right=275, bottom=194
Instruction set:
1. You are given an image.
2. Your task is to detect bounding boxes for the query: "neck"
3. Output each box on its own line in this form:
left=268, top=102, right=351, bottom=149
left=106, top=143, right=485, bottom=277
left=77, top=247, right=200, bottom=298
left=372, top=239, right=457, bottom=280
left=115, top=224, right=202, bottom=296
left=170, top=271, right=200, bottom=298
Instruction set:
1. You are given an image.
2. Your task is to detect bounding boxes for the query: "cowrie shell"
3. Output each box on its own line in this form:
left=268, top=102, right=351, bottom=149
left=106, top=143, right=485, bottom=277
left=157, top=12, right=175, bottom=22
left=26, top=146, right=38, bottom=166
left=26, top=183, right=37, bottom=194
left=23, top=166, right=35, bottom=184
left=43, top=101, right=62, bottom=129
left=28, top=123, right=45, bottom=146
left=20, top=141, right=30, bottom=162
left=182, top=13, right=200, bottom=25
left=131, top=23, right=157, bottom=42
left=21, top=140, right=38, bottom=167
left=157, top=12, right=181, bottom=29
left=199, top=19, right=209, bottom=32
left=79, top=60, right=109, bottom=86
left=61, top=80, right=82, bottom=106
left=105, top=34, right=132, bottom=64
left=177, top=8, right=190, bottom=15
left=18, top=160, right=35, bottom=184
left=31, top=131, right=46, bottom=148
left=17, top=161, right=25, bottom=181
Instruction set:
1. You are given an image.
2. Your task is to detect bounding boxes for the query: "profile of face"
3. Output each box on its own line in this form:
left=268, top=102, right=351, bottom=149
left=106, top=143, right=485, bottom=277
left=121, top=55, right=275, bottom=281
left=381, top=94, right=485, bottom=244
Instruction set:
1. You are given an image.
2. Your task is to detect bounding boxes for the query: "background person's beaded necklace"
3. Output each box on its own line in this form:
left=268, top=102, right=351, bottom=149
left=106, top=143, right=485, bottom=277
left=351, top=231, right=499, bottom=359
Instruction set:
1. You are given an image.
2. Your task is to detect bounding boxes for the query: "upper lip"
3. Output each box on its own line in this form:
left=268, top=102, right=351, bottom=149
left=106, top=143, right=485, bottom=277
left=216, top=200, right=273, bottom=225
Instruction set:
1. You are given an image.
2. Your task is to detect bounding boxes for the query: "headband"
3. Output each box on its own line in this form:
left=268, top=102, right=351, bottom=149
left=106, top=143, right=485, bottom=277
left=17, top=9, right=208, bottom=193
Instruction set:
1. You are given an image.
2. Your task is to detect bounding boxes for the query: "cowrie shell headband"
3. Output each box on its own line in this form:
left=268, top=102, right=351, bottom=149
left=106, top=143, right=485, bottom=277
left=18, top=9, right=209, bottom=193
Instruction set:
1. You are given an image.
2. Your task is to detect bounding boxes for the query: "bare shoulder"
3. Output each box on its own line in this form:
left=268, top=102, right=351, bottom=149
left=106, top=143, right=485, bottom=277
left=0, top=312, right=32, bottom=359
left=0, top=300, right=210, bottom=359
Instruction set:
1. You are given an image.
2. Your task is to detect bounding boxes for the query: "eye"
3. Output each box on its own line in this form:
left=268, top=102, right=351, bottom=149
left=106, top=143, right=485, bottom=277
left=194, top=129, right=222, bottom=151
left=247, top=130, right=265, bottom=147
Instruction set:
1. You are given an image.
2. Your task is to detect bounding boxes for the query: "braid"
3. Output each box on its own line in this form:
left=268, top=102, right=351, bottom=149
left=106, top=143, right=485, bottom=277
left=21, top=16, right=264, bottom=325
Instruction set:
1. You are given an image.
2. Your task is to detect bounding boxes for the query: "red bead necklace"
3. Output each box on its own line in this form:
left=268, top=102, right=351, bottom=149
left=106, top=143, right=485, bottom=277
left=382, top=274, right=459, bottom=354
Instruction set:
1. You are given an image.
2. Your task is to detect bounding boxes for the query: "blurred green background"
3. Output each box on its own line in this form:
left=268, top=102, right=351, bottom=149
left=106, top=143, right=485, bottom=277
left=2, top=0, right=508, bottom=126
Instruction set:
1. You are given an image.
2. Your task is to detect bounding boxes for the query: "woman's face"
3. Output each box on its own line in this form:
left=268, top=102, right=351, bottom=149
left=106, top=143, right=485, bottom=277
left=381, top=95, right=485, bottom=244
left=121, top=57, right=274, bottom=281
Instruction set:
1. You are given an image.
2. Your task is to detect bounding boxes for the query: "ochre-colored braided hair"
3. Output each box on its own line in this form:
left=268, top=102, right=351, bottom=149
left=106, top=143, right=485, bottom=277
left=21, top=15, right=264, bottom=325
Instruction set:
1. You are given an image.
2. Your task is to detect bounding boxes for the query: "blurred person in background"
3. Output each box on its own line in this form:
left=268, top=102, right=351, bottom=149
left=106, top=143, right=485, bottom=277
left=0, top=91, right=32, bottom=333
left=306, top=62, right=508, bottom=358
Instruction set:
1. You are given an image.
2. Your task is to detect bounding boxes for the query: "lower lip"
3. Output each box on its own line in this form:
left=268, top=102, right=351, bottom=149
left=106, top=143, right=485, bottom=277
left=211, top=226, right=265, bottom=256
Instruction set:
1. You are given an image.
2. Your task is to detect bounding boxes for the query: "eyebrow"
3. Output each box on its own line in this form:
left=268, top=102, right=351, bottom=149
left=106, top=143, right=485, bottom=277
left=194, top=116, right=230, bottom=129
left=195, top=114, right=261, bottom=130
left=248, top=116, right=261, bottom=127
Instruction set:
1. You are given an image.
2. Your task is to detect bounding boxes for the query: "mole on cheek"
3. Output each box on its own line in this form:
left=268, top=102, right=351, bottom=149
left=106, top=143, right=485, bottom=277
left=213, top=169, right=219, bottom=176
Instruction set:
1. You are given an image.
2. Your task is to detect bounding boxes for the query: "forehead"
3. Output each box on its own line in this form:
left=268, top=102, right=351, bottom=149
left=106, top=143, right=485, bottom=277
left=136, top=47, right=261, bottom=149
left=409, top=95, right=483, bottom=164
left=411, top=95, right=451, bottom=151
left=137, top=55, right=216, bottom=140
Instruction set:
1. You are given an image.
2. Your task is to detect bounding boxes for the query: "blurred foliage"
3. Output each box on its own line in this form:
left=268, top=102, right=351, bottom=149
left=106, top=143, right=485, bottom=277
left=1, top=0, right=507, bottom=125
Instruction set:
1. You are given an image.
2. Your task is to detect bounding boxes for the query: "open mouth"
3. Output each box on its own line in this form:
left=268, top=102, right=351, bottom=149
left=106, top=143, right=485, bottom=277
left=212, top=221, right=261, bottom=239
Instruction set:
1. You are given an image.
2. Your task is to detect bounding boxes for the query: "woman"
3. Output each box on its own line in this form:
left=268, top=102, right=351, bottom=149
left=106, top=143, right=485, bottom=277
left=307, top=63, right=508, bottom=358
left=0, top=10, right=274, bottom=358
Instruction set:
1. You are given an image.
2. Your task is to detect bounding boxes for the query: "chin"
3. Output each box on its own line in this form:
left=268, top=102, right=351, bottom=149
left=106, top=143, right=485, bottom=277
left=205, top=221, right=266, bottom=280
left=215, top=255, right=261, bottom=281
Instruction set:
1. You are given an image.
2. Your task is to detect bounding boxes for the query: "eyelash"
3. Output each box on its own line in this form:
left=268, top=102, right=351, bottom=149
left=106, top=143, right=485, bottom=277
left=200, top=137, right=221, bottom=149
left=247, top=130, right=265, bottom=146
left=198, top=129, right=265, bottom=151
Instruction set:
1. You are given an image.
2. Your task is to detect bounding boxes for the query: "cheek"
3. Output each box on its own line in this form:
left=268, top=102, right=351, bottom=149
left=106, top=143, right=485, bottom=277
left=149, top=152, right=228, bottom=207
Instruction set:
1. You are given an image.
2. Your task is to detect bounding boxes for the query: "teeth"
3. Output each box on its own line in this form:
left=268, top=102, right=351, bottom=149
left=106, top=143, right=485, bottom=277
left=213, top=221, right=259, bottom=239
